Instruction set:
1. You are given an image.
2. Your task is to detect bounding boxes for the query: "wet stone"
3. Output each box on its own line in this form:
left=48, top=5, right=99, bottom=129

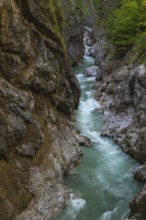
left=84, top=66, right=99, bottom=78
left=77, top=135, right=92, bottom=148
left=133, top=165, right=146, bottom=182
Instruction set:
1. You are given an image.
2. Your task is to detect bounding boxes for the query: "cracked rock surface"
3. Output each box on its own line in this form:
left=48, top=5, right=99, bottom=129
left=0, top=0, right=84, bottom=219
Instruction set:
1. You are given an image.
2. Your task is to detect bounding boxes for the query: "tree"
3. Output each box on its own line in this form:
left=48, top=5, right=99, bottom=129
left=107, top=0, right=140, bottom=51
left=107, top=0, right=146, bottom=55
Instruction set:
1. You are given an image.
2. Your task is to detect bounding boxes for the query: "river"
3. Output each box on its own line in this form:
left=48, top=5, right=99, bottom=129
left=56, top=54, right=142, bottom=220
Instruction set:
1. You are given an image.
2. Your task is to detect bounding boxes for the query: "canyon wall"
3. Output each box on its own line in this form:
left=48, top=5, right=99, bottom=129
left=95, top=44, right=146, bottom=220
left=90, top=1, right=146, bottom=219
left=0, top=0, right=84, bottom=219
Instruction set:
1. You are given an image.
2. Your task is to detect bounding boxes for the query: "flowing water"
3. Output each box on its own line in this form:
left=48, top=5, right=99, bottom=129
left=56, top=55, right=142, bottom=220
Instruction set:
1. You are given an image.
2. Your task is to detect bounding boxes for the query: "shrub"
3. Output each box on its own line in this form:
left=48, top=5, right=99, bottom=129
left=106, top=0, right=146, bottom=55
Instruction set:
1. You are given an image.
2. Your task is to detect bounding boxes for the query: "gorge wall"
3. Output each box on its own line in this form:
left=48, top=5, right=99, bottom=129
left=1, top=0, right=146, bottom=219
left=90, top=1, right=146, bottom=219
left=0, top=0, right=85, bottom=219
left=95, top=45, right=146, bottom=220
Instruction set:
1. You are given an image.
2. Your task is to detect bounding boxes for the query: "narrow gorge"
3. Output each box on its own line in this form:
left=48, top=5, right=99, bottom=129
left=0, top=0, right=146, bottom=220
left=56, top=40, right=142, bottom=220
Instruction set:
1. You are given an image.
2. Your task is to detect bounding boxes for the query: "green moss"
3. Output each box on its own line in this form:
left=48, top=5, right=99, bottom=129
left=49, top=0, right=67, bottom=53
left=74, top=0, right=90, bottom=16
left=39, top=0, right=67, bottom=54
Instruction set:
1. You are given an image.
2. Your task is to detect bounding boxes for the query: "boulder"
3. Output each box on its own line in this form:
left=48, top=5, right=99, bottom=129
left=129, top=184, right=146, bottom=220
left=84, top=66, right=102, bottom=80
left=77, top=135, right=92, bottom=148
left=133, top=165, right=146, bottom=182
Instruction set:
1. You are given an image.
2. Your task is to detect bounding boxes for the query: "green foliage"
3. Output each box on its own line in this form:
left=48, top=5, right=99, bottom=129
left=106, top=0, right=146, bottom=54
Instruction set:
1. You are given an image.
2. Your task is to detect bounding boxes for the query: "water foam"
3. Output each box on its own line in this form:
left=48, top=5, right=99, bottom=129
left=64, top=194, right=86, bottom=219
left=99, top=207, right=118, bottom=220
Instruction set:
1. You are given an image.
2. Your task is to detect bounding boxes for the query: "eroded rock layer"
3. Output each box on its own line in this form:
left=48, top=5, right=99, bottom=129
left=0, top=0, right=84, bottom=219
left=92, top=26, right=146, bottom=220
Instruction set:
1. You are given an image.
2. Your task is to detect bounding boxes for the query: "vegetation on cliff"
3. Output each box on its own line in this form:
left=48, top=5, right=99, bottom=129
left=107, top=0, right=146, bottom=56
left=39, top=0, right=66, bottom=53
left=0, top=0, right=83, bottom=219
left=93, top=0, right=146, bottom=60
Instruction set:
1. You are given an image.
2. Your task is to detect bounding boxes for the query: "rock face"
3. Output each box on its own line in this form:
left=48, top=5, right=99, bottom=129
left=77, top=135, right=92, bottom=148
left=134, top=165, right=146, bottom=182
left=97, top=64, right=146, bottom=164
left=129, top=184, right=146, bottom=220
left=93, top=30, right=146, bottom=219
left=89, top=1, right=146, bottom=217
left=61, top=0, right=84, bottom=66
left=0, top=0, right=84, bottom=219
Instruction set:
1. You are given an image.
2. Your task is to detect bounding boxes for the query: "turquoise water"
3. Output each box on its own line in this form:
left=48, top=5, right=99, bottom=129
left=56, top=56, right=142, bottom=220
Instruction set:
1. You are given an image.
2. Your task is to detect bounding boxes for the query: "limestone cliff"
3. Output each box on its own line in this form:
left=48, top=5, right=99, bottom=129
left=89, top=1, right=146, bottom=219
left=61, top=0, right=84, bottom=66
left=0, top=0, right=84, bottom=219
left=95, top=49, right=146, bottom=220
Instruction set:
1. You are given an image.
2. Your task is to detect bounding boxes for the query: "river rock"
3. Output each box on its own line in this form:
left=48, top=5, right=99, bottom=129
left=133, top=165, right=146, bottom=182
left=84, top=28, right=95, bottom=46
left=77, top=135, right=92, bottom=148
left=89, top=44, right=97, bottom=57
left=84, top=66, right=101, bottom=79
left=129, top=184, right=146, bottom=220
